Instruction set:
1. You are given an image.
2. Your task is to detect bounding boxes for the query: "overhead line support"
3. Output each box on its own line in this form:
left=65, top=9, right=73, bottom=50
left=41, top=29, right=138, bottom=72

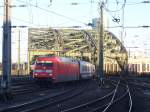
left=97, top=1, right=104, bottom=82
left=0, top=0, right=12, bottom=101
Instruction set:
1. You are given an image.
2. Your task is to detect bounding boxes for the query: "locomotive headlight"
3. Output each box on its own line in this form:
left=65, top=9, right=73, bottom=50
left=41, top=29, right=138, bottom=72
left=46, top=70, right=52, bottom=73
left=49, top=74, right=53, bottom=76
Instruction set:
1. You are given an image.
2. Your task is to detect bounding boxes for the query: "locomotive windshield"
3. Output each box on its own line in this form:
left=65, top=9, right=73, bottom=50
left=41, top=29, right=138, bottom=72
left=36, top=61, right=53, bottom=67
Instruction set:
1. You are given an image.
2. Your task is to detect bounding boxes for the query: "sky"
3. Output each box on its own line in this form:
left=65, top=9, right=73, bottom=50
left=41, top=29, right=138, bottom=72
left=0, top=0, right=150, bottom=63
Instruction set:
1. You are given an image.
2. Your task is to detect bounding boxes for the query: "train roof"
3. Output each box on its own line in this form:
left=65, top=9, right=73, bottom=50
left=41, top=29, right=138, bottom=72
left=79, top=60, right=95, bottom=66
left=36, top=56, right=78, bottom=63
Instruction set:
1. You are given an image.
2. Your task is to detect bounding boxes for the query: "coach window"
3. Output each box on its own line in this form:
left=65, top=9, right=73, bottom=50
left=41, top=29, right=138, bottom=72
left=142, top=64, right=146, bottom=72
left=137, top=64, right=140, bottom=72
left=135, top=64, right=137, bottom=73
left=147, top=64, right=149, bottom=71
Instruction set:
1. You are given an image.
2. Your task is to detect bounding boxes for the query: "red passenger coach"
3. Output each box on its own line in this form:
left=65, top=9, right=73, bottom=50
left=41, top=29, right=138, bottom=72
left=33, top=56, right=80, bottom=83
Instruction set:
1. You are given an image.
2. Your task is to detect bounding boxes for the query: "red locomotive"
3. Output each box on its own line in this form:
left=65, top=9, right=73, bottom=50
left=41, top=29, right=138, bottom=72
left=32, top=56, right=95, bottom=83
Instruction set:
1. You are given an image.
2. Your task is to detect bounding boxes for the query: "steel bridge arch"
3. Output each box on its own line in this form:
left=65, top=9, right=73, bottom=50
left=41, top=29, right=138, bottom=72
left=28, top=28, right=128, bottom=72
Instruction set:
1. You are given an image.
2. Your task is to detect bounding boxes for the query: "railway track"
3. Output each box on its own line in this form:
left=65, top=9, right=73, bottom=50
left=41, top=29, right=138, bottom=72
left=0, top=76, right=45, bottom=96
left=61, top=79, right=132, bottom=112
left=0, top=77, right=134, bottom=112
left=35, top=80, right=104, bottom=112
left=0, top=81, right=88, bottom=112
left=127, top=78, right=150, bottom=112
left=11, top=79, right=39, bottom=96
left=102, top=81, right=132, bottom=112
left=0, top=75, right=31, bottom=84
left=127, top=78, right=150, bottom=89
left=11, top=83, right=43, bottom=96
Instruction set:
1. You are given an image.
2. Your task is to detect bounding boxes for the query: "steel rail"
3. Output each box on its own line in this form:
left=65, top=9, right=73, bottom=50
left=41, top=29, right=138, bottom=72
left=127, top=85, right=132, bottom=112
left=61, top=80, right=119, bottom=112
left=129, top=81, right=150, bottom=89
left=61, top=90, right=115, bottom=112
left=0, top=88, right=75, bottom=112
left=21, top=83, right=90, bottom=112
left=84, top=79, right=132, bottom=112
left=102, top=79, right=132, bottom=112
left=102, top=80, right=120, bottom=112
left=0, top=81, right=88, bottom=112
left=21, top=82, right=88, bottom=112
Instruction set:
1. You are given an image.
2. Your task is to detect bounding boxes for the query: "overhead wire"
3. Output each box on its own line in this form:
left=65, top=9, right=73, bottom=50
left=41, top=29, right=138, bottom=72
left=88, top=0, right=94, bottom=24
left=3, top=0, right=147, bottom=29
left=0, top=1, right=38, bottom=26
left=103, top=0, right=127, bottom=30
left=106, top=25, right=150, bottom=28
left=106, top=1, right=146, bottom=5
left=0, top=13, right=40, bottom=26
left=103, top=0, right=126, bottom=12
left=1, top=0, right=92, bottom=27
left=103, top=1, right=122, bottom=25
left=26, top=0, right=33, bottom=24
left=16, top=0, right=88, bottom=26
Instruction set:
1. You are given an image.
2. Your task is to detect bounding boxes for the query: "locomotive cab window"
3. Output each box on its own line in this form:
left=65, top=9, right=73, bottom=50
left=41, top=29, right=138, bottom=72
left=36, top=61, right=53, bottom=67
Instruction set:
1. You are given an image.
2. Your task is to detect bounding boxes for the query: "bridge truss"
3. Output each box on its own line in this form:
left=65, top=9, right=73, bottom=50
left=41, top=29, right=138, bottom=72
left=28, top=28, right=128, bottom=73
